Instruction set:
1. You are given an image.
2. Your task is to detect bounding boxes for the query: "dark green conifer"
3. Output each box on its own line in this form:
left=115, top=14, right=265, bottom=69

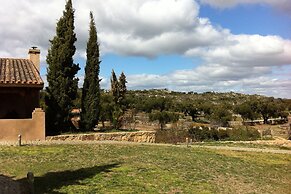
left=80, top=12, right=101, bottom=131
left=110, top=70, right=128, bottom=129
left=118, top=72, right=127, bottom=103
left=45, top=0, right=80, bottom=134
left=111, top=70, right=119, bottom=104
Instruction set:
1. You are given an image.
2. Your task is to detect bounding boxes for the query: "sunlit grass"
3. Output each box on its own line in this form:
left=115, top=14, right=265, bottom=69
left=0, top=143, right=290, bottom=193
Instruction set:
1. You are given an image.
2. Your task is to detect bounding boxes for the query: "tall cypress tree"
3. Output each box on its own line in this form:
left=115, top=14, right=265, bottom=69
left=45, top=0, right=80, bottom=134
left=110, top=70, right=128, bottom=129
left=111, top=70, right=119, bottom=104
left=110, top=70, right=121, bottom=129
left=80, top=12, right=101, bottom=131
left=118, top=72, right=127, bottom=105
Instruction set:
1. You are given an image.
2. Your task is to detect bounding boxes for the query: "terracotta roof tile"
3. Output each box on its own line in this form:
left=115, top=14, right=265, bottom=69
left=0, top=58, right=43, bottom=88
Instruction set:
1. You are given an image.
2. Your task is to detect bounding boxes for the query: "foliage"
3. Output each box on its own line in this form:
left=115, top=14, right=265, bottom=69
left=138, top=96, right=179, bottom=130
left=111, top=70, right=119, bottom=103
left=39, top=90, right=47, bottom=110
left=80, top=12, right=101, bottom=131
left=155, top=127, right=188, bottom=144
left=45, top=0, right=80, bottom=134
left=177, top=100, right=199, bottom=121
left=234, top=100, right=260, bottom=121
left=99, top=92, right=114, bottom=128
left=141, top=96, right=171, bottom=113
left=72, top=88, right=82, bottom=108
left=188, top=126, right=260, bottom=141
left=110, top=71, right=128, bottom=129
left=257, top=97, right=285, bottom=124
left=118, top=72, right=127, bottom=107
left=227, top=126, right=261, bottom=141
left=62, top=88, right=289, bottom=130
left=149, top=110, right=179, bottom=130
left=210, top=105, right=232, bottom=126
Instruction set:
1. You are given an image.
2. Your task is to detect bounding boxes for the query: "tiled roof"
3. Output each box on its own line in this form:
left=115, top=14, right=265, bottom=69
left=0, top=58, right=43, bottom=88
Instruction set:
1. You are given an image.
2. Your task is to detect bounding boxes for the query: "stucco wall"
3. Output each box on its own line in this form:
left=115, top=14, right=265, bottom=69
left=0, top=108, right=45, bottom=141
left=46, top=131, right=156, bottom=143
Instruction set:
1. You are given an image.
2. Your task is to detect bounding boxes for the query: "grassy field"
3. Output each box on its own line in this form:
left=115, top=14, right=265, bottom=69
left=190, top=141, right=291, bottom=150
left=0, top=143, right=290, bottom=193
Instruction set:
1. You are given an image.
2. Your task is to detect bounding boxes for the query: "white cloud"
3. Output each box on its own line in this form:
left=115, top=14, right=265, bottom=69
left=186, top=35, right=291, bottom=67
left=127, top=70, right=291, bottom=98
left=199, top=0, right=291, bottom=14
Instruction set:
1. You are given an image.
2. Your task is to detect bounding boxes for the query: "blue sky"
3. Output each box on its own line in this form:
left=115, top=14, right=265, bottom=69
left=0, top=0, right=291, bottom=98
left=98, top=2, right=291, bottom=77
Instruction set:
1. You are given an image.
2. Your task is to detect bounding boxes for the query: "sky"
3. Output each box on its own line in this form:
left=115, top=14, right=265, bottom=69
left=0, top=0, right=290, bottom=98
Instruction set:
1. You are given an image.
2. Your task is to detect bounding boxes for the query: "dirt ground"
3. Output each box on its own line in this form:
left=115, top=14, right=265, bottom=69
left=238, top=137, right=291, bottom=148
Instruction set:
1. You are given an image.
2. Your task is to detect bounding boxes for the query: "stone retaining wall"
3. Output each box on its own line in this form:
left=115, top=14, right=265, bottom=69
left=46, top=131, right=156, bottom=143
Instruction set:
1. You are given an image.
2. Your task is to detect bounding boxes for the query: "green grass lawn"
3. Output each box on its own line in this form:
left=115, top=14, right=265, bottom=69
left=0, top=143, right=290, bottom=194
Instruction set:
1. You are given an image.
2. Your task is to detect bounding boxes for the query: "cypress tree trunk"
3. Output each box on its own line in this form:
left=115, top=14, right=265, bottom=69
left=45, top=0, right=80, bottom=135
left=80, top=12, right=101, bottom=131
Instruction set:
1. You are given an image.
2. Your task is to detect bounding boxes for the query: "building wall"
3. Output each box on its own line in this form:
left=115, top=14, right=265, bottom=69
left=0, top=108, right=45, bottom=141
left=0, top=87, right=39, bottom=119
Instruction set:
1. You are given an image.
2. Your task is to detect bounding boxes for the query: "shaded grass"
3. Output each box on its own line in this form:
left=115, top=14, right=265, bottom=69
left=0, top=144, right=290, bottom=193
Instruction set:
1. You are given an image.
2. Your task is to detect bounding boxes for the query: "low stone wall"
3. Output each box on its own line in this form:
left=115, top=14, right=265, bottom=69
left=0, top=108, right=45, bottom=141
left=46, top=131, right=156, bottom=143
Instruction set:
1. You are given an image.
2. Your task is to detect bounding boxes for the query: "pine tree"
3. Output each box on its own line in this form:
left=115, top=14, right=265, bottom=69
left=80, top=12, right=101, bottom=131
left=45, top=0, right=80, bottom=134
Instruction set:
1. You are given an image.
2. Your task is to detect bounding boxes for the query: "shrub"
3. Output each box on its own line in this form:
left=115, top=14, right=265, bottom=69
left=227, top=126, right=260, bottom=141
left=188, top=126, right=260, bottom=141
left=155, top=128, right=188, bottom=144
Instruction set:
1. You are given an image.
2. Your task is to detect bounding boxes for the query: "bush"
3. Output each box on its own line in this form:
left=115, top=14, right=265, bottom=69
left=227, top=127, right=260, bottom=141
left=155, top=128, right=188, bottom=144
left=188, top=126, right=260, bottom=141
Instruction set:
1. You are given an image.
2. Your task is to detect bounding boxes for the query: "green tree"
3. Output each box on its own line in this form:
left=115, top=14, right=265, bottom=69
left=111, top=70, right=119, bottom=103
left=143, top=96, right=169, bottom=113
left=80, top=12, right=101, bottom=131
left=211, top=105, right=232, bottom=126
left=45, top=0, right=80, bottom=134
left=118, top=72, right=127, bottom=107
left=143, top=96, right=179, bottom=130
left=235, top=101, right=259, bottom=121
left=99, top=92, right=114, bottom=128
left=110, top=70, right=128, bottom=129
left=179, top=101, right=199, bottom=121
left=149, top=110, right=179, bottom=130
left=257, top=97, right=285, bottom=124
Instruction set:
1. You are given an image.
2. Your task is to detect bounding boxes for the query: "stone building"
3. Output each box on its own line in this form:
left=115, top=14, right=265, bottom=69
left=0, top=48, right=45, bottom=141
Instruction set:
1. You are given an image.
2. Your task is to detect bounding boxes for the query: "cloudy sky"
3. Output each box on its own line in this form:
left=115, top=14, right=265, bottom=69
left=0, top=0, right=290, bottom=98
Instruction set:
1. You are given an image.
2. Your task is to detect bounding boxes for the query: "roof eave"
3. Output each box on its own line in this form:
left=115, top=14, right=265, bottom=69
left=0, top=83, right=44, bottom=89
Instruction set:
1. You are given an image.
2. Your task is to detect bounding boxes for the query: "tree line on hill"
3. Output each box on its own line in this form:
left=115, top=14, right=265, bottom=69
left=123, top=90, right=290, bottom=128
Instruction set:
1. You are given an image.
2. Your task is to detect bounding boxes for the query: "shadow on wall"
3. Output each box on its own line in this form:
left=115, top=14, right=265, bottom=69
left=16, top=163, right=120, bottom=194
